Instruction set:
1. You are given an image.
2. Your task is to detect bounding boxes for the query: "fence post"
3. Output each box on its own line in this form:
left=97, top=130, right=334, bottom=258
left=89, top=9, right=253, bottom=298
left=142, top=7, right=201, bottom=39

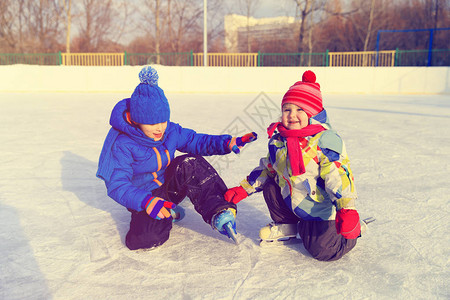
left=257, top=51, right=261, bottom=66
left=58, top=51, right=62, bottom=65
left=325, top=49, right=329, bottom=66
left=375, top=31, right=381, bottom=67
left=124, top=51, right=127, bottom=65
left=427, top=29, right=433, bottom=67
left=394, top=48, right=399, bottom=66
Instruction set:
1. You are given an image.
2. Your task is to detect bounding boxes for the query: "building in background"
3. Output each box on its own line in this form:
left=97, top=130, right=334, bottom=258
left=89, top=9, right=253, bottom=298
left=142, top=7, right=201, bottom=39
left=224, top=14, right=298, bottom=53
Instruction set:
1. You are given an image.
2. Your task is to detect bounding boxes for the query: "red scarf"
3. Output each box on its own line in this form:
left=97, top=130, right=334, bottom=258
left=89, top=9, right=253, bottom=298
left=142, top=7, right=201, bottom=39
left=267, top=122, right=326, bottom=176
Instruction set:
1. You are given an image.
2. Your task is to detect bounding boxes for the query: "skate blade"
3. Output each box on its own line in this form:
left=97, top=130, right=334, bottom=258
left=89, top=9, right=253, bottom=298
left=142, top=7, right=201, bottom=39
left=224, top=222, right=239, bottom=245
left=259, top=236, right=301, bottom=247
left=363, top=217, right=376, bottom=225
left=360, top=217, right=376, bottom=236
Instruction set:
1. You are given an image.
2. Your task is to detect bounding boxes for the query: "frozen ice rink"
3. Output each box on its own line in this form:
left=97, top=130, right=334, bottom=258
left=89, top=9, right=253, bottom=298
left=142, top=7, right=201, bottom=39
left=1, top=91, right=449, bottom=299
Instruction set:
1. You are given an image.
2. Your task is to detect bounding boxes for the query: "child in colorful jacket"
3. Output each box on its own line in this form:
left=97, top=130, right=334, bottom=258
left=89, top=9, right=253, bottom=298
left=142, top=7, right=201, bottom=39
left=224, top=70, right=361, bottom=261
left=97, top=66, right=256, bottom=250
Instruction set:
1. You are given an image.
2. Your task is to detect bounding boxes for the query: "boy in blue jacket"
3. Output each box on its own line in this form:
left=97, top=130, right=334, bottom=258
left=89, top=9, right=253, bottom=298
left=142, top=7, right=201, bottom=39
left=97, top=66, right=256, bottom=250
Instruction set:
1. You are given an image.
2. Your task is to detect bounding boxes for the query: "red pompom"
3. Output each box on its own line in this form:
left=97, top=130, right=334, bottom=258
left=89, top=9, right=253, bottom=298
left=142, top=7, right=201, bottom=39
left=302, top=70, right=316, bottom=83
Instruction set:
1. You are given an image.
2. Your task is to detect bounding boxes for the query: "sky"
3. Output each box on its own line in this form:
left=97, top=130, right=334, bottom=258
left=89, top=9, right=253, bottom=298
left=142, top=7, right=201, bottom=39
left=230, top=0, right=295, bottom=18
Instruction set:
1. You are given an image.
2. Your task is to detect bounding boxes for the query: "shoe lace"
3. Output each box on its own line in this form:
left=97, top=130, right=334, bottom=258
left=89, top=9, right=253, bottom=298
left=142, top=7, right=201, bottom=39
left=269, top=223, right=282, bottom=236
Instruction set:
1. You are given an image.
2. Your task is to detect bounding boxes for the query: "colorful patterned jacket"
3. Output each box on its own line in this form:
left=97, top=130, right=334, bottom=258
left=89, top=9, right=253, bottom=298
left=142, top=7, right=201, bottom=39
left=97, top=99, right=232, bottom=212
left=240, top=110, right=357, bottom=221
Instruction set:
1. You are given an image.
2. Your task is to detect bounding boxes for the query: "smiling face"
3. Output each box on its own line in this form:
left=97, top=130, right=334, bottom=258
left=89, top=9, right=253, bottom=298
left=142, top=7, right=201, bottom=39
left=138, top=122, right=168, bottom=141
left=281, top=103, right=309, bottom=130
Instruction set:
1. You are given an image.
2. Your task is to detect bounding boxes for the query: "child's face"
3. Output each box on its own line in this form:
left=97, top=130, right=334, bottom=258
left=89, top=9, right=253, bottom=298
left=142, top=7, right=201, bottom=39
left=139, top=122, right=168, bottom=141
left=282, top=103, right=309, bottom=130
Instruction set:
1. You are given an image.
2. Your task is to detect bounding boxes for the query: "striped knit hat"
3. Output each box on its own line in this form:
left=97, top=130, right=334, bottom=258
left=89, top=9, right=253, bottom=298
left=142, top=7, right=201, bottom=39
left=281, top=70, right=323, bottom=117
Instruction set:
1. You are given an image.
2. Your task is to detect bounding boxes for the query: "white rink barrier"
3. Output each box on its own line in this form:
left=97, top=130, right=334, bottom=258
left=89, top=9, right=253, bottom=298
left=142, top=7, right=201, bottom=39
left=0, top=65, right=448, bottom=94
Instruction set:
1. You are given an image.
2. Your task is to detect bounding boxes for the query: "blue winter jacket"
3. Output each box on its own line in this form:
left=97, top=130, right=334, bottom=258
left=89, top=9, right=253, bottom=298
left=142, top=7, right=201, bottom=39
left=97, top=99, right=232, bottom=211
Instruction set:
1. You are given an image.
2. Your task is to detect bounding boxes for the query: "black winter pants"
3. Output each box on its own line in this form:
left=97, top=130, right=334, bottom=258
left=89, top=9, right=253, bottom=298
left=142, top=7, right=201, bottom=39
left=125, top=154, right=236, bottom=250
left=263, top=178, right=357, bottom=261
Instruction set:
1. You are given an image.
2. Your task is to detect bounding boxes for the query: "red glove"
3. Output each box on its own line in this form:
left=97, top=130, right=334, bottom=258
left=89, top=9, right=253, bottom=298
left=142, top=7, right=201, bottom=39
left=224, top=186, right=248, bottom=204
left=335, top=209, right=361, bottom=239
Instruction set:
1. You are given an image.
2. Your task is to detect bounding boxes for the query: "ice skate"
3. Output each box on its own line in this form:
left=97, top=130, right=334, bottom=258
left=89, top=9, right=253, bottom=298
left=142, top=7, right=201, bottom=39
left=170, top=205, right=185, bottom=223
left=259, top=222, right=301, bottom=246
left=212, top=209, right=238, bottom=244
left=360, top=217, right=376, bottom=236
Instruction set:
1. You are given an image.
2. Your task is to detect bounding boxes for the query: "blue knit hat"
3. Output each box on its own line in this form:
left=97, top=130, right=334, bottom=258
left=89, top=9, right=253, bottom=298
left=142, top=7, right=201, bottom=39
left=130, top=66, right=170, bottom=124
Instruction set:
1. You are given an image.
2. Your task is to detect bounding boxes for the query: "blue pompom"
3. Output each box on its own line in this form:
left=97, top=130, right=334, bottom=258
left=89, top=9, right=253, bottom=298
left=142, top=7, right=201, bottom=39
left=139, top=66, right=159, bottom=86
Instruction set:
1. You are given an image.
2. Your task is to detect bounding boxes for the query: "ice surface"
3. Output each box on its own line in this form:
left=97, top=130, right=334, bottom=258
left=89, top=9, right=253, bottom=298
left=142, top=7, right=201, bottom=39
left=0, top=92, right=449, bottom=299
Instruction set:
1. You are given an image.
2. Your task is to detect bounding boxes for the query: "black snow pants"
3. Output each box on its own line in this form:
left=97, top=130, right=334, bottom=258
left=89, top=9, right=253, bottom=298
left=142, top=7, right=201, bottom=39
left=125, top=154, right=236, bottom=250
left=263, top=178, right=357, bottom=261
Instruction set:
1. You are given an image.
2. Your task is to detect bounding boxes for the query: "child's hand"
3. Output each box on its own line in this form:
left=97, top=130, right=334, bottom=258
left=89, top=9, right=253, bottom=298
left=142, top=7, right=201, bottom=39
left=142, top=196, right=176, bottom=220
left=224, top=186, right=248, bottom=204
left=228, top=132, right=258, bottom=154
left=335, top=208, right=361, bottom=239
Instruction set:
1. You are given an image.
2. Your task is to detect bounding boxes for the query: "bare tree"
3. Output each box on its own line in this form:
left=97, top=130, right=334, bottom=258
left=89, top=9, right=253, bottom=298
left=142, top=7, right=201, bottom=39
left=76, top=0, right=111, bottom=51
left=0, top=0, right=20, bottom=52
left=171, top=1, right=203, bottom=51
left=1, top=0, right=448, bottom=58
left=62, top=0, right=72, bottom=53
left=346, top=0, right=387, bottom=52
left=306, top=0, right=315, bottom=65
left=291, top=0, right=327, bottom=66
left=135, top=0, right=223, bottom=54
left=74, top=0, right=128, bottom=52
left=369, top=0, right=448, bottom=52
left=1, top=0, right=65, bottom=53
left=238, top=0, right=261, bottom=53
left=28, top=0, right=65, bottom=52
left=363, top=0, right=376, bottom=52
left=141, top=0, right=168, bottom=52
left=292, top=0, right=326, bottom=53
left=155, top=0, right=161, bottom=63
left=293, top=0, right=313, bottom=53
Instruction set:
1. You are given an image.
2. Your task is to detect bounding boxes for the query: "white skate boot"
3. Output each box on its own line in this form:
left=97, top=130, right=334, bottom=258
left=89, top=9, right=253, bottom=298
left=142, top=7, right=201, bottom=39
left=259, top=222, right=300, bottom=245
left=360, top=217, right=376, bottom=236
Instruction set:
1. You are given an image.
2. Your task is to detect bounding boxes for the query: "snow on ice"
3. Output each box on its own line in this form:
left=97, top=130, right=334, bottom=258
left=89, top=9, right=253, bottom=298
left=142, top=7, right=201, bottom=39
left=0, top=91, right=449, bottom=299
